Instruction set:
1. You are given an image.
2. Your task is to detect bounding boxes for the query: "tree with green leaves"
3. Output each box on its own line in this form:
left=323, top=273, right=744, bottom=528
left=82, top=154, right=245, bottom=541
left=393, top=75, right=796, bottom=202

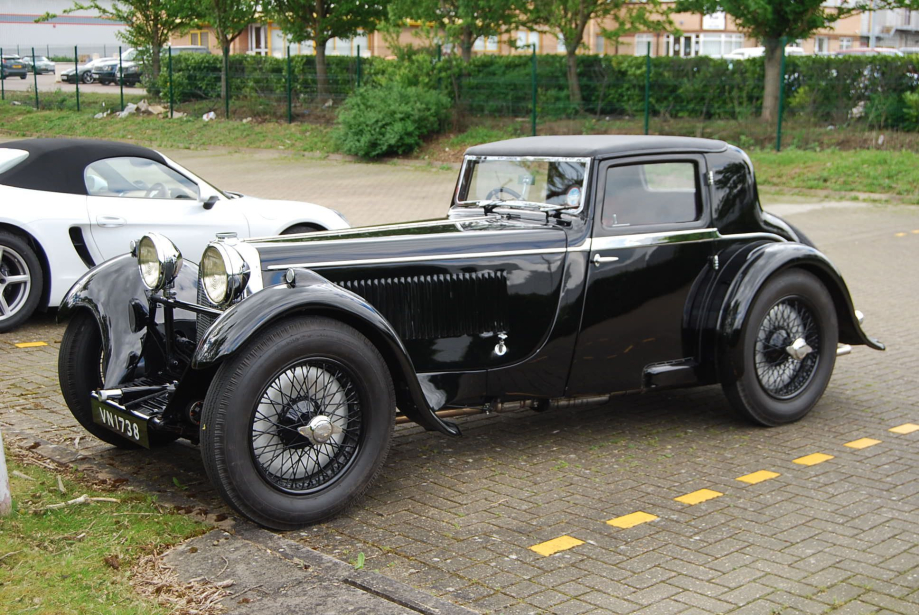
left=523, top=0, right=671, bottom=108
left=675, top=0, right=919, bottom=122
left=39, top=0, right=193, bottom=79
left=387, top=0, right=516, bottom=63
left=265, top=0, right=388, bottom=99
left=186, top=0, right=258, bottom=106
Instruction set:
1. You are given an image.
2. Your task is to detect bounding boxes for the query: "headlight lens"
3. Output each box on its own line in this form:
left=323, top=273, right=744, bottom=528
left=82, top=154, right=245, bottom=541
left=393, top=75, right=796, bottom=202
left=200, top=241, right=250, bottom=306
left=137, top=233, right=182, bottom=291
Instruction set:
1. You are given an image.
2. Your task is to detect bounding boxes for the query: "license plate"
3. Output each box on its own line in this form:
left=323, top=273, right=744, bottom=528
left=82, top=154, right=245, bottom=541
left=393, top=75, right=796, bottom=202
left=92, top=397, right=150, bottom=448
left=12, top=64, right=22, bottom=69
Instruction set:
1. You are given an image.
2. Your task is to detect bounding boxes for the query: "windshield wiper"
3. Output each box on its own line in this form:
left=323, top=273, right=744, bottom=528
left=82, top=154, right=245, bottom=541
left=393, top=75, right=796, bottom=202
left=469, top=199, right=570, bottom=214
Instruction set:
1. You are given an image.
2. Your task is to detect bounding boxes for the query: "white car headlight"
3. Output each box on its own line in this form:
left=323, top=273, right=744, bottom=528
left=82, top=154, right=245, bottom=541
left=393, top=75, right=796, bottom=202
left=200, top=235, right=250, bottom=306
left=137, top=233, right=182, bottom=291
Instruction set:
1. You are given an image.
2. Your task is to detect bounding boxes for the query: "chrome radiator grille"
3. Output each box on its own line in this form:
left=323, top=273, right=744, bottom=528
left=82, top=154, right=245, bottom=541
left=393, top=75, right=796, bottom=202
left=337, top=271, right=508, bottom=340
left=196, top=281, right=218, bottom=342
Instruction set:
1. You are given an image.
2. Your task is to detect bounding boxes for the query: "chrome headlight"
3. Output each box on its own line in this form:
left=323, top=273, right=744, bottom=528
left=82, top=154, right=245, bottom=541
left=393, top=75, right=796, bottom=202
left=200, top=235, right=250, bottom=306
left=137, top=233, right=182, bottom=291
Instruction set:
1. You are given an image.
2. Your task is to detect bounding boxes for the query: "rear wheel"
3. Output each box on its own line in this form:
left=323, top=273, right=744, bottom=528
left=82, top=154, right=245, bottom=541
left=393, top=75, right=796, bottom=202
left=200, top=317, right=395, bottom=529
left=81, top=71, right=93, bottom=84
left=722, top=270, right=837, bottom=426
left=0, top=231, right=43, bottom=333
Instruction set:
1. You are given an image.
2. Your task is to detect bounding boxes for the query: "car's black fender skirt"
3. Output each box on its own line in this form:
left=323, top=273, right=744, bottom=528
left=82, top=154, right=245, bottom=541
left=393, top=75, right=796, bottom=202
left=192, top=267, right=462, bottom=437
left=714, top=242, right=884, bottom=375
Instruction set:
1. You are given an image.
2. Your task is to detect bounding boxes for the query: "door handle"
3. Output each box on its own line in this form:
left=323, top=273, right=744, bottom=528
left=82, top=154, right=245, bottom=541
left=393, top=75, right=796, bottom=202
left=593, top=253, right=619, bottom=267
left=96, top=215, right=126, bottom=228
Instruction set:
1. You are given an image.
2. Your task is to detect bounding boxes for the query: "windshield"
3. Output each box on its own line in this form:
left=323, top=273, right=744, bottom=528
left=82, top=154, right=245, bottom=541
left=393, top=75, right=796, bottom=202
left=456, top=156, right=590, bottom=210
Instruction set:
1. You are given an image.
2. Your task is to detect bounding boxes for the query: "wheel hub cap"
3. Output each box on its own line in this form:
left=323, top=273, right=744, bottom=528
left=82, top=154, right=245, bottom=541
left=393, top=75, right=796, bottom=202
left=785, top=337, right=813, bottom=361
left=298, top=415, right=338, bottom=445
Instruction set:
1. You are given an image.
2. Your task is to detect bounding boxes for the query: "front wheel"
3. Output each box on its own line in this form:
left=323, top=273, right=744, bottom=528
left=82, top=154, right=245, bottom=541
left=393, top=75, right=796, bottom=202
left=0, top=231, right=43, bottom=333
left=200, top=317, right=395, bottom=530
left=722, top=269, right=838, bottom=426
left=82, top=72, right=93, bottom=84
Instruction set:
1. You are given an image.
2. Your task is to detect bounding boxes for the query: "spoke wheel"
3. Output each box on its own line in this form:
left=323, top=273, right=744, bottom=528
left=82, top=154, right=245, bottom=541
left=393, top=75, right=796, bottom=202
left=722, top=269, right=837, bottom=426
left=754, top=298, right=820, bottom=399
left=200, top=316, right=395, bottom=530
left=251, top=358, right=363, bottom=494
left=0, top=231, right=42, bottom=333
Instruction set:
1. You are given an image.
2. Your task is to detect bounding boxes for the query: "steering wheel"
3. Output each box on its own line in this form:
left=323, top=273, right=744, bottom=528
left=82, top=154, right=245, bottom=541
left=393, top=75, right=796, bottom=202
left=144, top=182, right=168, bottom=199
left=485, top=187, right=522, bottom=201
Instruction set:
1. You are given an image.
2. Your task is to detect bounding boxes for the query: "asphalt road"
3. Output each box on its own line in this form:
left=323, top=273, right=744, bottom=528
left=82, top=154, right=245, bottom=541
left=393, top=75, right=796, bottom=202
left=1, top=150, right=917, bottom=614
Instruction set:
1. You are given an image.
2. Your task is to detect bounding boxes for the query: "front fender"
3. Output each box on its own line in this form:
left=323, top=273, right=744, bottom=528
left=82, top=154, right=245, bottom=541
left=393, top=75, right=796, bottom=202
left=192, top=268, right=461, bottom=436
left=719, top=242, right=885, bottom=356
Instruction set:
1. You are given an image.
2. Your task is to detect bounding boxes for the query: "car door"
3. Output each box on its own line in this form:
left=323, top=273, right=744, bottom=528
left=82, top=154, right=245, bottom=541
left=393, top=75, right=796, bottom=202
left=84, top=156, right=249, bottom=262
left=567, top=155, right=715, bottom=396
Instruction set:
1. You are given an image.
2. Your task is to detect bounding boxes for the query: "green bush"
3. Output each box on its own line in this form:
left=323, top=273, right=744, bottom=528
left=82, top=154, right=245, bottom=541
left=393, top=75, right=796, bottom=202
left=335, top=82, right=451, bottom=158
left=904, top=91, right=919, bottom=130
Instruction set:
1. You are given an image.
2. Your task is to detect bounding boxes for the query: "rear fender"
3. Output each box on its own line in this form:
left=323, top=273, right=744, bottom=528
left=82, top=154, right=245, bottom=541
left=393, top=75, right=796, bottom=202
left=717, top=243, right=884, bottom=376
left=192, top=268, right=461, bottom=436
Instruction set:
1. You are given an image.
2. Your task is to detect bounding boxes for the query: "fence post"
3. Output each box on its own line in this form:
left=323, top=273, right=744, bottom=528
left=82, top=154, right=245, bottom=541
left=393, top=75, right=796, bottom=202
left=0, top=430, right=11, bottom=516
left=286, top=45, right=292, bottom=124
left=168, top=46, right=174, bottom=118
left=356, top=44, right=361, bottom=88
left=531, top=44, right=537, bottom=137
left=223, top=46, right=230, bottom=120
left=47, top=44, right=50, bottom=57
left=31, top=48, right=39, bottom=109
left=118, top=46, right=124, bottom=111
left=74, top=45, right=80, bottom=111
left=775, top=37, right=787, bottom=152
left=1, top=47, right=5, bottom=101
left=644, top=42, right=651, bottom=135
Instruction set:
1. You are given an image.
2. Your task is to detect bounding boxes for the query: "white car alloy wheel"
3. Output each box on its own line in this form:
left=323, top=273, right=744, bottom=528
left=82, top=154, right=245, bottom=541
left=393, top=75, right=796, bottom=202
left=0, top=244, right=31, bottom=322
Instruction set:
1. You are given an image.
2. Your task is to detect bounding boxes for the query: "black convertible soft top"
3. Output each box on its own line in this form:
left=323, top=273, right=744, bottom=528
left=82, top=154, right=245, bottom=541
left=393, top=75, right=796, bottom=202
left=0, top=138, right=166, bottom=195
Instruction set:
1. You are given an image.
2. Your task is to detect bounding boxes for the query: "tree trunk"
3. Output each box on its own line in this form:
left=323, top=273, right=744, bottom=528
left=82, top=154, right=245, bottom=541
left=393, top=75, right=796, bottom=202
left=221, top=45, right=230, bottom=105
left=566, top=48, right=582, bottom=108
left=461, top=27, right=473, bottom=63
left=151, top=47, right=161, bottom=81
left=761, top=37, right=782, bottom=123
left=315, top=40, right=329, bottom=100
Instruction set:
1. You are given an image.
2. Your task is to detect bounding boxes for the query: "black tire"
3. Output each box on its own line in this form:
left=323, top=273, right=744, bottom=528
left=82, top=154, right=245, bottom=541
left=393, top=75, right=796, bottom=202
left=0, top=231, right=43, bottom=333
left=722, top=269, right=838, bottom=426
left=59, top=311, right=178, bottom=448
left=200, top=317, right=395, bottom=529
left=19, top=74, right=26, bottom=80
left=787, top=222, right=816, bottom=249
left=281, top=223, right=324, bottom=235
left=82, top=71, right=93, bottom=84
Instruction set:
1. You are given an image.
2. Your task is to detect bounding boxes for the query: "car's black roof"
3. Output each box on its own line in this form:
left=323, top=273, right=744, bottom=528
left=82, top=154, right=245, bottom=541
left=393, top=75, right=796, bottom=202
left=0, top=138, right=166, bottom=195
left=464, top=135, right=729, bottom=158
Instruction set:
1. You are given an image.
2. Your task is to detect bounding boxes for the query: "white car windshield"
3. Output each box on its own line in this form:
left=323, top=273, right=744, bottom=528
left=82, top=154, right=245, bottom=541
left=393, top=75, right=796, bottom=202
left=457, top=157, right=589, bottom=210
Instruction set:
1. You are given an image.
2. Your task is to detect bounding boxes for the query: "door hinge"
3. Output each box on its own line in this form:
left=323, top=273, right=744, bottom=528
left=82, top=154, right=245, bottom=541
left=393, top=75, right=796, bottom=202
left=710, top=254, right=720, bottom=271
left=706, top=171, right=715, bottom=186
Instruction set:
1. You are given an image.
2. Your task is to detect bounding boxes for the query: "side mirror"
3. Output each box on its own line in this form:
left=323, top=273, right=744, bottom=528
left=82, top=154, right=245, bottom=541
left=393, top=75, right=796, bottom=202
left=202, top=195, right=219, bottom=210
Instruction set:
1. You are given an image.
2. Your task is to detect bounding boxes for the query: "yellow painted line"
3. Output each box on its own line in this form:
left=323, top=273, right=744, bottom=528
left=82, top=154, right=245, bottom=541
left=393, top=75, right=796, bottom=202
left=895, top=232, right=907, bottom=237
left=674, top=488, right=723, bottom=505
left=529, top=535, right=584, bottom=557
left=14, top=341, right=48, bottom=348
left=607, top=511, right=658, bottom=529
left=845, top=437, right=881, bottom=450
left=911, top=229, right=919, bottom=234
left=889, top=423, right=919, bottom=435
left=736, top=470, right=780, bottom=485
left=793, top=453, right=834, bottom=466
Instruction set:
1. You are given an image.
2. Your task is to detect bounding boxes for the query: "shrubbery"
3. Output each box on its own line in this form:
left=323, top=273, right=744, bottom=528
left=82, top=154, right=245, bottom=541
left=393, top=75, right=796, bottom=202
left=335, top=82, right=451, bottom=158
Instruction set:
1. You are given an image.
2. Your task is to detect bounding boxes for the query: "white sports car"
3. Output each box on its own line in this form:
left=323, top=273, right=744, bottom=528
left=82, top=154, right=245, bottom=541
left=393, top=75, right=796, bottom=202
left=0, top=138, right=350, bottom=332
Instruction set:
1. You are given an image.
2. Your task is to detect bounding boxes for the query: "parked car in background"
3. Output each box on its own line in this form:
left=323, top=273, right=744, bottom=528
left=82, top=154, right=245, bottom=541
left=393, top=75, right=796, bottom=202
left=61, top=58, right=106, bottom=84
left=723, top=46, right=805, bottom=60
left=21, top=55, right=55, bottom=74
left=92, top=59, right=142, bottom=86
left=0, top=55, right=28, bottom=79
left=57, top=135, right=884, bottom=530
left=165, top=45, right=210, bottom=55
left=900, top=47, right=919, bottom=55
left=835, top=47, right=903, bottom=57
left=0, top=138, right=350, bottom=332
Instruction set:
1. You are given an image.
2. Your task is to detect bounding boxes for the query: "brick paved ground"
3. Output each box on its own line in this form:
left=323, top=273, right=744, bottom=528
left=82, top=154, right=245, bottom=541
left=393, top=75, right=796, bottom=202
left=1, top=150, right=917, bottom=614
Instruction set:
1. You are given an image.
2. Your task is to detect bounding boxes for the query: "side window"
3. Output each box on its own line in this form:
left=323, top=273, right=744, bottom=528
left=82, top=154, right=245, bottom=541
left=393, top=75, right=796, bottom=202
left=84, top=157, right=199, bottom=200
left=601, top=161, right=701, bottom=229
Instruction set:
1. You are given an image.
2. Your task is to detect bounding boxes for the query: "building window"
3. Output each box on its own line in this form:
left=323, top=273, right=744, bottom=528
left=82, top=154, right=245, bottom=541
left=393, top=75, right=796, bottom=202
left=634, top=34, right=654, bottom=56
left=249, top=24, right=268, bottom=55
left=698, top=33, right=743, bottom=57
left=595, top=34, right=605, bottom=54
left=516, top=30, right=539, bottom=52
left=473, top=36, right=498, bottom=53
left=190, top=30, right=209, bottom=48
left=815, top=37, right=829, bottom=54
left=840, top=37, right=853, bottom=50
left=556, top=35, right=567, bottom=53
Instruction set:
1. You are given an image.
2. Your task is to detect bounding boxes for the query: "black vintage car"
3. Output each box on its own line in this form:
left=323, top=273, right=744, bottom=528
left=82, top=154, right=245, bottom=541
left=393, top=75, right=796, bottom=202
left=58, top=136, right=883, bottom=529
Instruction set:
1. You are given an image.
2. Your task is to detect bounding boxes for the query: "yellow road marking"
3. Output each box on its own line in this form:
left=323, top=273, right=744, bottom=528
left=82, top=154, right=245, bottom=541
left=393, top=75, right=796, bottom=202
left=736, top=470, right=780, bottom=485
left=529, top=535, right=584, bottom=556
left=845, top=437, right=881, bottom=449
left=912, top=229, right=919, bottom=234
left=607, top=511, right=658, bottom=529
left=793, top=453, right=834, bottom=466
left=889, top=423, right=919, bottom=435
left=675, top=488, right=723, bottom=505
left=895, top=232, right=907, bottom=237
left=14, top=341, right=48, bottom=348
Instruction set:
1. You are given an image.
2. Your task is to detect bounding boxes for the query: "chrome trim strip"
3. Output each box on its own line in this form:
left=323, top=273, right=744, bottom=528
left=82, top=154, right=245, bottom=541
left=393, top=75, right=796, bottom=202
left=592, top=228, right=719, bottom=250
left=266, top=247, right=569, bottom=270
left=247, top=217, right=491, bottom=244
left=718, top=231, right=787, bottom=243
left=250, top=229, right=535, bottom=249
left=567, top=238, right=592, bottom=252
